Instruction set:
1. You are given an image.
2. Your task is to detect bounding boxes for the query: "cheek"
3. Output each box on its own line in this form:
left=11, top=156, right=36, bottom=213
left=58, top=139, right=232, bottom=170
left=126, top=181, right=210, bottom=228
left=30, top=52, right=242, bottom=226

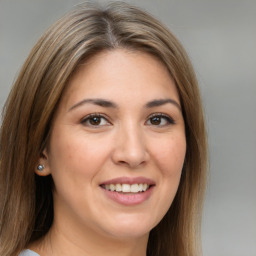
left=47, top=133, right=105, bottom=204
left=153, top=135, right=186, bottom=177
left=48, top=131, right=111, bottom=180
left=147, top=134, right=186, bottom=226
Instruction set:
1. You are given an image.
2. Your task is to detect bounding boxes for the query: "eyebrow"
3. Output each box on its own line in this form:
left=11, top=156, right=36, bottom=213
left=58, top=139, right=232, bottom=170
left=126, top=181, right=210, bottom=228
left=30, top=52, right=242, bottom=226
left=145, top=99, right=181, bottom=111
left=68, top=98, right=181, bottom=112
left=68, top=98, right=118, bottom=111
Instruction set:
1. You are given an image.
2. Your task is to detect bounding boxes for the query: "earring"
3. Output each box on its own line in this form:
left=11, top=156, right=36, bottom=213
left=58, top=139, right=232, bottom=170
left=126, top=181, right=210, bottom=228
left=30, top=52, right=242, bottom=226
left=37, top=164, right=45, bottom=171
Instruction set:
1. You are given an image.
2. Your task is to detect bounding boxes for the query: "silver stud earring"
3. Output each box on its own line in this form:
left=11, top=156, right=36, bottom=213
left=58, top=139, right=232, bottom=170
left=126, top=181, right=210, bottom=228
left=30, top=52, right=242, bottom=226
left=37, top=164, right=45, bottom=171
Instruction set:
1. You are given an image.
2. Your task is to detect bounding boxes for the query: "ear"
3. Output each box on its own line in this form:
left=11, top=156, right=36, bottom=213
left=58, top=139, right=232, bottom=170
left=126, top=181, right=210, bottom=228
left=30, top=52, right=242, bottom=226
left=35, top=149, right=51, bottom=176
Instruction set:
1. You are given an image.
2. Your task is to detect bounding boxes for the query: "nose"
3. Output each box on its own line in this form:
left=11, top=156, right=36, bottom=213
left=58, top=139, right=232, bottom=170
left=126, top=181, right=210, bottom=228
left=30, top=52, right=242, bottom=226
left=111, top=124, right=150, bottom=169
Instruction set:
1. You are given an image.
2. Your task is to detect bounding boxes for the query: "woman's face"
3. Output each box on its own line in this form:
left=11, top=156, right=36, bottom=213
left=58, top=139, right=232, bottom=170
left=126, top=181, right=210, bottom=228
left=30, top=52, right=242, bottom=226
left=41, top=49, right=186, bottom=241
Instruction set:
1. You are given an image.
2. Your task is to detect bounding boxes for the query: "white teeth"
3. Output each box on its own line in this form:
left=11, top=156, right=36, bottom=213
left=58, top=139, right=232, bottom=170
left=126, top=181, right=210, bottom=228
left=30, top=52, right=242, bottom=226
left=122, top=184, right=131, bottom=192
left=103, top=183, right=150, bottom=193
left=115, top=183, right=122, bottom=192
left=143, top=184, right=148, bottom=192
left=130, top=184, right=139, bottom=192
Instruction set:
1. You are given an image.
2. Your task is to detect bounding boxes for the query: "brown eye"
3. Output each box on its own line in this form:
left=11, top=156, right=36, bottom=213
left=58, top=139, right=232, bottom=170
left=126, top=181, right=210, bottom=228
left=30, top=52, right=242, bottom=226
left=146, top=114, right=175, bottom=126
left=81, top=114, right=110, bottom=127
left=89, top=116, right=101, bottom=125
left=150, top=116, right=161, bottom=125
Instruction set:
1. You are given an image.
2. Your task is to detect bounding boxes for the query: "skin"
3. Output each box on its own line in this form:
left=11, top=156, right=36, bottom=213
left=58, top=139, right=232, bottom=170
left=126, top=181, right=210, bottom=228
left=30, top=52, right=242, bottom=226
left=34, top=49, right=186, bottom=256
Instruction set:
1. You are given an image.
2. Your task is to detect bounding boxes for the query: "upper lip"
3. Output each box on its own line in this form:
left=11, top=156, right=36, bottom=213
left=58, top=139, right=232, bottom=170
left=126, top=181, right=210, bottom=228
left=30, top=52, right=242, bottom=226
left=100, top=176, right=155, bottom=186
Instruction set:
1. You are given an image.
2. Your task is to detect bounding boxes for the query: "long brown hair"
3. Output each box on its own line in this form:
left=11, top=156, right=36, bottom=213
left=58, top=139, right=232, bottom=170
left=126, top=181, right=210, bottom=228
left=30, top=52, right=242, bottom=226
left=0, top=2, right=207, bottom=255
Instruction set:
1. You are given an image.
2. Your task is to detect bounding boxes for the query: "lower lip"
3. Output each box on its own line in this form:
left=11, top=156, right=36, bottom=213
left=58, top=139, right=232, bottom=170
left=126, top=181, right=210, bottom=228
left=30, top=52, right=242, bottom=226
left=100, top=186, right=154, bottom=206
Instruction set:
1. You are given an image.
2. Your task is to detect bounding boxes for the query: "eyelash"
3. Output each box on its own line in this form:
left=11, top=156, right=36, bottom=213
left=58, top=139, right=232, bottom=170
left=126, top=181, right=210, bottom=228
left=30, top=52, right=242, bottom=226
left=146, top=113, right=175, bottom=126
left=80, top=113, right=111, bottom=127
left=80, top=113, right=175, bottom=127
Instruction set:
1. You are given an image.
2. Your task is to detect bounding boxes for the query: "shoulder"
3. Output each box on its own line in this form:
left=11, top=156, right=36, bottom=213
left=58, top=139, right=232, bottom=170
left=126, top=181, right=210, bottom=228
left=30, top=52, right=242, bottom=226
left=19, top=249, right=40, bottom=256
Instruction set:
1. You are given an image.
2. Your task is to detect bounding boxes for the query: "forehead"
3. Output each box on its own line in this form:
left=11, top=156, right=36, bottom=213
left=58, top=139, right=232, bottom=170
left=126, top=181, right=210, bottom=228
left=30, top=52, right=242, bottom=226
left=61, top=49, right=179, bottom=109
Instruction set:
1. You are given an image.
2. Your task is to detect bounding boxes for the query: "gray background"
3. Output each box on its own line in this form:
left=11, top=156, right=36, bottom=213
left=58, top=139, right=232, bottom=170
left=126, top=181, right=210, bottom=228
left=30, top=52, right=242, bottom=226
left=0, top=0, right=255, bottom=255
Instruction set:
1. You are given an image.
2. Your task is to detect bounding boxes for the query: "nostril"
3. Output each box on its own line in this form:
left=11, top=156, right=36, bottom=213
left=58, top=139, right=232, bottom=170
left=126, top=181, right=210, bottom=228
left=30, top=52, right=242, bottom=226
left=111, top=138, right=149, bottom=168
left=118, top=160, right=135, bottom=167
left=116, top=159, right=146, bottom=169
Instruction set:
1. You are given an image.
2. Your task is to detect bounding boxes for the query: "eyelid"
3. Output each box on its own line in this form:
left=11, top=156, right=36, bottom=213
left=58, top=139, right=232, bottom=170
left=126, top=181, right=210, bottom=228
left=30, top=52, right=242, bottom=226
left=146, top=112, right=175, bottom=125
left=80, top=113, right=112, bottom=126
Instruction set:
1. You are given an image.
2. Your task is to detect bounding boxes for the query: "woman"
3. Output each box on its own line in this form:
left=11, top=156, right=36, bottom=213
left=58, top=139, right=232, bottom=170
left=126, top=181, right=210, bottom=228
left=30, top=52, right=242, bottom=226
left=0, top=2, right=207, bottom=256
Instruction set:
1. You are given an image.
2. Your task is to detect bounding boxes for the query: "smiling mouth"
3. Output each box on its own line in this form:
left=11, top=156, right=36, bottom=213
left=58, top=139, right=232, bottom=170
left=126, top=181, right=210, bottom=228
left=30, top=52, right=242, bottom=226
left=101, top=183, right=152, bottom=193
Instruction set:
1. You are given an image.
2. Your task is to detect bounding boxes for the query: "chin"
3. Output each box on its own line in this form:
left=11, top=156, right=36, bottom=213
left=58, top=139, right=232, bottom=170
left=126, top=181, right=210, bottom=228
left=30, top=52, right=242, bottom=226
left=107, top=227, right=150, bottom=241
left=101, top=213, right=157, bottom=240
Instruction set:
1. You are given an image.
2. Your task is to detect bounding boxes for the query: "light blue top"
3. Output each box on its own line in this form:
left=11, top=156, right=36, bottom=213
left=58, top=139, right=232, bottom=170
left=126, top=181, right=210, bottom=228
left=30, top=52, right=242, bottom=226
left=19, top=249, right=40, bottom=256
